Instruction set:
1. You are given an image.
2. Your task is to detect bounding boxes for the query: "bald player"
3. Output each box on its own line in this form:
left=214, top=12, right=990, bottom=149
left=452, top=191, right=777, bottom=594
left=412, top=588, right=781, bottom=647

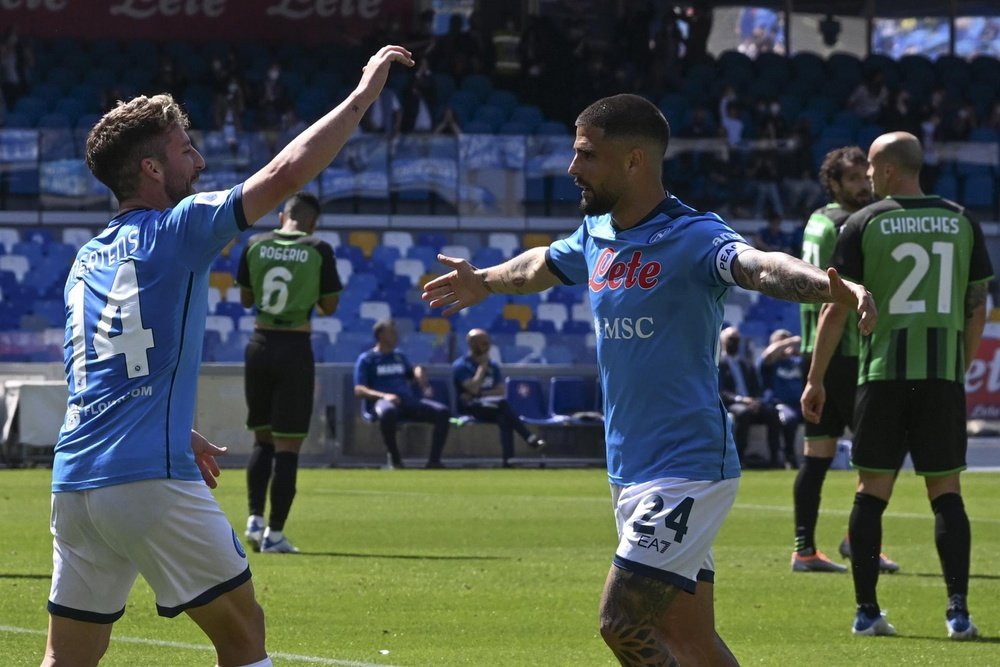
left=802, top=132, right=992, bottom=638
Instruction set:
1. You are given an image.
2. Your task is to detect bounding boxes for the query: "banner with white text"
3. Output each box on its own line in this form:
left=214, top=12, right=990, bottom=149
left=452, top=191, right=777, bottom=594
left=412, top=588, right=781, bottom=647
left=2, top=0, right=413, bottom=43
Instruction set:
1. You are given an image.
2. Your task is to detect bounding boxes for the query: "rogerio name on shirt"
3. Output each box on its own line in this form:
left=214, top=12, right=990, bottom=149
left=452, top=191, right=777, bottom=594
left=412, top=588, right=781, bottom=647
left=878, top=215, right=961, bottom=235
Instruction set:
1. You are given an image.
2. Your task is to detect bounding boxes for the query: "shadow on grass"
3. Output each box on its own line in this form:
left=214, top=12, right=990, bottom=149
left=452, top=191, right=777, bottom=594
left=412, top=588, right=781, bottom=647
left=0, top=573, right=49, bottom=580
left=898, top=634, right=1000, bottom=643
left=889, top=571, right=1000, bottom=581
left=291, top=551, right=507, bottom=561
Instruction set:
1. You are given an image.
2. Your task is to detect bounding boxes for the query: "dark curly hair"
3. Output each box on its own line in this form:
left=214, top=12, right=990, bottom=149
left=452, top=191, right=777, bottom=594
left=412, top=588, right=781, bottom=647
left=818, top=146, right=867, bottom=196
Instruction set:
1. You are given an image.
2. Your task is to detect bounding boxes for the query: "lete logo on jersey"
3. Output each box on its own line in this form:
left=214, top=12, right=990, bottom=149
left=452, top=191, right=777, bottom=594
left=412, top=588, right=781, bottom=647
left=589, top=249, right=661, bottom=292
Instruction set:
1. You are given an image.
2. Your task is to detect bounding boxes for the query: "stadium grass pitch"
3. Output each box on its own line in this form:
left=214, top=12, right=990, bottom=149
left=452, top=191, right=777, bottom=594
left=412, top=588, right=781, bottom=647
left=1, top=467, right=998, bottom=665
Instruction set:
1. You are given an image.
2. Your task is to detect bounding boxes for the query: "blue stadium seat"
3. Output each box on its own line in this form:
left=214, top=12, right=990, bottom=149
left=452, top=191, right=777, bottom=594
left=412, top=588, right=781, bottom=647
left=460, top=73, right=493, bottom=102
left=504, top=377, right=564, bottom=424
left=549, top=376, right=601, bottom=420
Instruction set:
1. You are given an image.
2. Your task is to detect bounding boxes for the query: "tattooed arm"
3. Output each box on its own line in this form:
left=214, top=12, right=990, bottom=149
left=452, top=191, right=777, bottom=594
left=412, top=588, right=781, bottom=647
left=422, top=247, right=561, bottom=316
left=964, top=281, right=989, bottom=372
left=732, top=247, right=877, bottom=335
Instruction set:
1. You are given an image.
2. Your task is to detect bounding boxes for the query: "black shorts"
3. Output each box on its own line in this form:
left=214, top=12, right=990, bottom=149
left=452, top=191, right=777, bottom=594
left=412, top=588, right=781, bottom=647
left=801, top=352, right=857, bottom=440
left=244, top=330, right=315, bottom=437
left=852, top=379, right=967, bottom=475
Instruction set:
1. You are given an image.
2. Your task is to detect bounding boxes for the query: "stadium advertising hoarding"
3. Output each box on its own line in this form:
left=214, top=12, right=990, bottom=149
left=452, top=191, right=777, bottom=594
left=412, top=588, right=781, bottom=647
left=0, top=0, right=413, bottom=42
left=965, top=333, right=1000, bottom=419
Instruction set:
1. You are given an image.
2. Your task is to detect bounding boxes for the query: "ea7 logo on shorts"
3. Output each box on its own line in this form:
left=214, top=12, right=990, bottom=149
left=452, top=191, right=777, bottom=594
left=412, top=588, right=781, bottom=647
left=589, top=249, right=660, bottom=292
left=631, top=495, right=695, bottom=551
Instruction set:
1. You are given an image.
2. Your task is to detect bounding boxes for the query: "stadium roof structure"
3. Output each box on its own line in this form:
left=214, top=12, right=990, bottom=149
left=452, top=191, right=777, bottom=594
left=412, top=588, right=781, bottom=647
left=705, top=1, right=1000, bottom=17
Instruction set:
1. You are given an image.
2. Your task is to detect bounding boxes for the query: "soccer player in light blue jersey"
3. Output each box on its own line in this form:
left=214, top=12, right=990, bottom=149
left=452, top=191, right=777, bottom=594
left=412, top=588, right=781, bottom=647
left=44, top=46, right=413, bottom=667
left=423, top=94, right=877, bottom=665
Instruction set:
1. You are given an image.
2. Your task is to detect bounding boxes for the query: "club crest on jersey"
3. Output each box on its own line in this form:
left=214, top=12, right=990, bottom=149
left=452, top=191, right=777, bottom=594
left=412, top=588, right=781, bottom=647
left=588, top=249, right=660, bottom=292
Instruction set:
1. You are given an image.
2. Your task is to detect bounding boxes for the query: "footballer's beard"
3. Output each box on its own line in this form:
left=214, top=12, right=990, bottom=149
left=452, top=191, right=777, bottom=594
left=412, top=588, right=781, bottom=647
left=577, top=182, right=617, bottom=216
left=165, top=176, right=197, bottom=207
left=842, top=190, right=873, bottom=213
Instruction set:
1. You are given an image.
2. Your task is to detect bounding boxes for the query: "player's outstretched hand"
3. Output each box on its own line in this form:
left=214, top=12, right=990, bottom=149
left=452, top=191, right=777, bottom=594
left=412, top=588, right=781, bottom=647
left=828, top=267, right=877, bottom=335
left=356, top=45, right=414, bottom=102
left=422, top=255, right=490, bottom=317
left=191, top=429, right=227, bottom=489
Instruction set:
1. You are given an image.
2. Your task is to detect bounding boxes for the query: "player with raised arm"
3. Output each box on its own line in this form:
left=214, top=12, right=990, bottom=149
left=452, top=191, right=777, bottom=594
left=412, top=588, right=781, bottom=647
left=424, top=94, right=876, bottom=666
left=802, top=131, right=992, bottom=638
left=44, top=46, right=412, bottom=667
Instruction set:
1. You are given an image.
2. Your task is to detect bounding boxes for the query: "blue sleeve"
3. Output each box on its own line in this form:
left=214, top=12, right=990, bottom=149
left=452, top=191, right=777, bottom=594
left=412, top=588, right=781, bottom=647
left=693, top=219, right=749, bottom=287
left=160, top=184, right=248, bottom=273
left=452, top=359, right=471, bottom=390
left=354, top=354, right=370, bottom=387
left=489, top=362, right=502, bottom=385
left=546, top=224, right=589, bottom=285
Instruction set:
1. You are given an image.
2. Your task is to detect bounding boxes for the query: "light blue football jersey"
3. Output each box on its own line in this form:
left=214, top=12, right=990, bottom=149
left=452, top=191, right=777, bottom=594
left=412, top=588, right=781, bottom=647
left=547, top=195, right=746, bottom=485
left=53, top=186, right=248, bottom=492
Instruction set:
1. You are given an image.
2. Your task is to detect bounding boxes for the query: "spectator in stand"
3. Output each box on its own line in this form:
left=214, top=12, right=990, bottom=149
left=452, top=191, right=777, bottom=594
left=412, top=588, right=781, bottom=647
left=682, top=107, right=718, bottom=139
left=759, top=328, right=804, bottom=469
left=214, top=76, right=246, bottom=151
left=0, top=26, right=31, bottom=109
left=719, top=325, right=783, bottom=468
left=430, top=13, right=482, bottom=81
left=754, top=209, right=794, bottom=254
left=361, top=86, right=402, bottom=152
left=452, top=329, right=546, bottom=467
left=749, top=151, right=786, bottom=220
left=405, top=9, right=437, bottom=61
left=721, top=101, right=745, bottom=147
left=354, top=319, right=451, bottom=469
left=782, top=118, right=825, bottom=217
left=257, top=62, right=289, bottom=133
left=152, top=54, right=187, bottom=102
left=847, top=71, right=889, bottom=123
left=401, top=57, right=437, bottom=133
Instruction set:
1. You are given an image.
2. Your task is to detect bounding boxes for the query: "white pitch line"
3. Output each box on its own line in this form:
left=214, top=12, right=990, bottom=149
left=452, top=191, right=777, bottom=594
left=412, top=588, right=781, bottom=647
left=733, top=503, right=1000, bottom=524
left=0, top=625, right=402, bottom=667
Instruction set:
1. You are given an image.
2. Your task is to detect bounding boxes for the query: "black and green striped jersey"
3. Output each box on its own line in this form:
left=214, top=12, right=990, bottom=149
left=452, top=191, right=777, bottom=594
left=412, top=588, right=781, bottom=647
left=832, top=195, right=993, bottom=384
left=236, top=230, right=342, bottom=329
left=800, top=203, right=858, bottom=357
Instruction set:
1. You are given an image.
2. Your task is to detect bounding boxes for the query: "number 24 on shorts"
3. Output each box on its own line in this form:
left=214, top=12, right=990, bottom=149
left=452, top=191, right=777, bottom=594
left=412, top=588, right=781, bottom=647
left=632, top=495, right=694, bottom=543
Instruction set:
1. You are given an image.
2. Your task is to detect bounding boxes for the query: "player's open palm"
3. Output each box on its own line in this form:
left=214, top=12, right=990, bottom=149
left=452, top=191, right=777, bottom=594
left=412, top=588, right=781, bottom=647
left=423, top=255, right=489, bottom=317
left=357, top=46, right=414, bottom=99
left=828, top=267, right=877, bottom=335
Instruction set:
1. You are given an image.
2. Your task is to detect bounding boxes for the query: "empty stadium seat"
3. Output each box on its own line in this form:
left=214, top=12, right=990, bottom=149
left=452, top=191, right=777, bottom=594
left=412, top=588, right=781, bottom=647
left=0, top=255, right=29, bottom=282
left=382, top=230, right=414, bottom=256
left=548, top=376, right=602, bottom=420
left=536, top=302, right=569, bottom=332
left=205, top=315, right=235, bottom=343
left=440, top=244, right=471, bottom=261
left=504, top=377, right=564, bottom=424
left=359, top=300, right=392, bottom=322
left=485, top=232, right=519, bottom=257
left=348, top=230, right=379, bottom=258
left=393, top=258, right=425, bottom=287
left=502, top=303, right=533, bottom=330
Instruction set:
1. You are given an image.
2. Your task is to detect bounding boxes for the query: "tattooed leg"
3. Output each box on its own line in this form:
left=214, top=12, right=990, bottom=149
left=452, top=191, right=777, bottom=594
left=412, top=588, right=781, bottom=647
left=599, top=568, right=739, bottom=667
left=599, top=567, right=682, bottom=666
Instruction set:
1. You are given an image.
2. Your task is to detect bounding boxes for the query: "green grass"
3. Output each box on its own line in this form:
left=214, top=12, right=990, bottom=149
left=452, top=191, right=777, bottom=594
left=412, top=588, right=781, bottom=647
left=1, top=468, right=998, bottom=665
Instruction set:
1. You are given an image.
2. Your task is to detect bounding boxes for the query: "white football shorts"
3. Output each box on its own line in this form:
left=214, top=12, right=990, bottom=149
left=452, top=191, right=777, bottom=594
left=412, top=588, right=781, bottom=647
left=611, top=476, right=739, bottom=593
left=48, top=478, right=250, bottom=622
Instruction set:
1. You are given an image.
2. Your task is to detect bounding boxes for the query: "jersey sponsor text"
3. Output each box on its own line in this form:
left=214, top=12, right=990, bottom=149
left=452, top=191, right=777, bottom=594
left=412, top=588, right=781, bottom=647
left=588, top=248, right=660, bottom=292
left=596, top=316, right=654, bottom=340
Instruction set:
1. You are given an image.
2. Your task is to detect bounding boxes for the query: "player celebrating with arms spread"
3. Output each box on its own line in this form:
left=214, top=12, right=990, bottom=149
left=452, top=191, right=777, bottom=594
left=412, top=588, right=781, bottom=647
left=424, top=93, right=876, bottom=666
